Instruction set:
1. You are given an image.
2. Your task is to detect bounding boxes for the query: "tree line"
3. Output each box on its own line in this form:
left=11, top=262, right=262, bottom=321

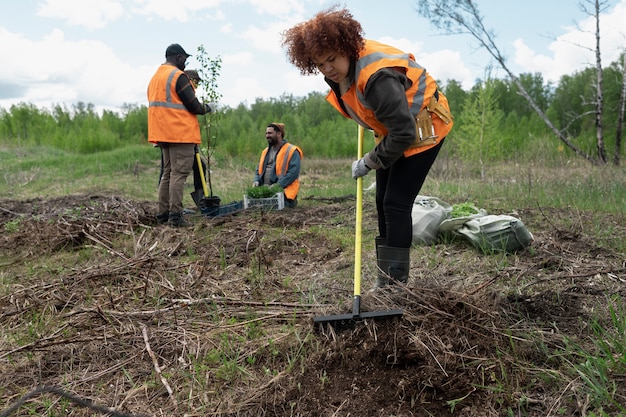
left=0, top=54, right=624, bottom=166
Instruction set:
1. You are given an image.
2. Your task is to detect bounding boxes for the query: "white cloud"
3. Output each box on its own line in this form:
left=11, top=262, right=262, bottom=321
left=223, top=77, right=271, bottom=108
left=369, top=36, right=474, bottom=89
left=283, top=70, right=329, bottom=97
left=238, top=25, right=284, bottom=54
left=131, top=0, right=223, bottom=22
left=514, top=1, right=626, bottom=82
left=249, top=0, right=305, bottom=15
left=513, top=40, right=556, bottom=74
left=36, top=0, right=127, bottom=30
left=27, top=83, right=78, bottom=104
left=1, top=0, right=624, bottom=113
left=131, top=0, right=192, bottom=22
left=377, top=36, right=424, bottom=57
left=220, top=22, right=233, bottom=33
left=0, top=26, right=151, bottom=110
left=419, top=50, right=475, bottom=89
left=223, top=51, right=255, bottom=66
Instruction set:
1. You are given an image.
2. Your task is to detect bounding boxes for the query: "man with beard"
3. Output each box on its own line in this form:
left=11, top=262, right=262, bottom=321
left=252, top=123, right=303, bottom=208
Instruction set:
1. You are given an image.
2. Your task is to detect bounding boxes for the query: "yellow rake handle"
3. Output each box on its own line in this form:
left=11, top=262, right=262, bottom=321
left=195, top=151, right=209, bottom=198
left=354, top=125, right=364, bottom=297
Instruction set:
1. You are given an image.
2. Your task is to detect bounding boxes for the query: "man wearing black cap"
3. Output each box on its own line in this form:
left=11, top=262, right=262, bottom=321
left=147, top=43, right=212, bottom=227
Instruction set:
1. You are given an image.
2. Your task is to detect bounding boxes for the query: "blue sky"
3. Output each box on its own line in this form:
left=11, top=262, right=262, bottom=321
left=0, top=0, right=624, bottom=113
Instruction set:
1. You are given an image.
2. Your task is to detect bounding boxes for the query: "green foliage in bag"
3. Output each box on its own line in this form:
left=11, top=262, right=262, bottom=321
left=246, top=184, right=283, bottom=199
left=449, top=202, right=480, bottom=218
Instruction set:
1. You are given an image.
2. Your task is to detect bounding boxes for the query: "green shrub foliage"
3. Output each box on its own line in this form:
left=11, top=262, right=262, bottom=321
left=0, top=54, right=624, bottom=163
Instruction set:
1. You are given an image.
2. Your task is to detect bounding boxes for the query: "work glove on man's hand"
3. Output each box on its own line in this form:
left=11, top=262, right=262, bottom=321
left=204, top=102, right=218, bottom=114
left=351, top=158, right=371, bottom=179
left=252, top=181, right=260, bottom=187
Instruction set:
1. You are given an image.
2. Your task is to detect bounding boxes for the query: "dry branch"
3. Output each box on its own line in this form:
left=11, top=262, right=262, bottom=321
left=141, top=325, right=178, bottom=409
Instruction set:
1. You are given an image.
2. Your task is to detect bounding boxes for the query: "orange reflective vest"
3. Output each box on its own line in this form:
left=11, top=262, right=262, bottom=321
left=147, top=64, right=201, bottom=144
left=326, top=40, right=453, bottom=158
left=257, top=143, right=303, bottom=200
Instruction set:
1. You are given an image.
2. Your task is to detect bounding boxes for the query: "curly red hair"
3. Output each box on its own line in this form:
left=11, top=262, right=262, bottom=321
left=281, top=6, right=365, bottom=76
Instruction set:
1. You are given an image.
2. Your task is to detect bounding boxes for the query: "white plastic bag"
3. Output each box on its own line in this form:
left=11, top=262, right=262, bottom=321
left=411, top=196, right=451, bottom=245
left=438, top=205, right=488, bottom=233
left=456, top=214, right=534, bottom=253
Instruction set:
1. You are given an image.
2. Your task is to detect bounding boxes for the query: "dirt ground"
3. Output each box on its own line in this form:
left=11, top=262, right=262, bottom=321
left=1, top=194, right=625, bottom=417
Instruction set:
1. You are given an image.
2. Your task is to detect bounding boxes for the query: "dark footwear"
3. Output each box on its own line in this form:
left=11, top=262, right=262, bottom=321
left=374, top=236, right=389, bottom=287
left=156, top=212, right=169, bottom=225
left=167, top=212, right=191, bottom=227
left=377, top=245, right=410, bottom=286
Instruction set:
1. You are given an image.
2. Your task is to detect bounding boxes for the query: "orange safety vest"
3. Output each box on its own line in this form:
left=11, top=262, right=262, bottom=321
left=326, top=39, right=453, bottom=158
left=257, top=143, right=303, bottom=200
left=147, top=64, right=201, bottom=144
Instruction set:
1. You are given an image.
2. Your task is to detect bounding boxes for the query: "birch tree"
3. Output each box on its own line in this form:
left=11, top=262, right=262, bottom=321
left=416, top=0, right=624, bottom=165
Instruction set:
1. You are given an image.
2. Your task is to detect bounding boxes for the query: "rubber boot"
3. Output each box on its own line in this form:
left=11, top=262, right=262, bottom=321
left=374, top=236, right=388, bottom=287
left=377, top=245, right=411, bottom=286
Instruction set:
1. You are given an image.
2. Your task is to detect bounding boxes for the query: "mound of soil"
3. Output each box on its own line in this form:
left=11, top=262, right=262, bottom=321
left=1, top=194, right=625, bottom=416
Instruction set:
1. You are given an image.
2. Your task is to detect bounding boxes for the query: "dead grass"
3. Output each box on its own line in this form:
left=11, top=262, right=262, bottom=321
left=1, top=192, right=625, bottom=416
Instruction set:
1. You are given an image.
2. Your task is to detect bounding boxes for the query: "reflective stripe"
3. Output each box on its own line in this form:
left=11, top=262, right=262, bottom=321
left=341, top=101, right=371, bottom=128
left=324, top=39, right=453, bottom=158
left=257, top=142, right=302, bottom=200
left=355, top=49, right=427, bottom=118
left=148, top=69, right=187, bottom=110
left=358, top=50, right=419, bottom=69
left=409, top=72, right=427, bottom=116
left=278, top=144, right=294, bottom=178
left=148, top=101, right=187, bottom=110
left=147, top=64, right=201, bottom=144
left=165, top=69, right=177, bottom=102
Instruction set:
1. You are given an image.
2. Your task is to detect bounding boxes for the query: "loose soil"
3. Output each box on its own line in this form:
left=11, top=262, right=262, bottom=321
left=1, top=194, right=625, bottom=417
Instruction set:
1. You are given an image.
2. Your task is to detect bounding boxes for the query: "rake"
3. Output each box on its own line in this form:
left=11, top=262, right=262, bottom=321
left=313, top=125, right=403, bottom=329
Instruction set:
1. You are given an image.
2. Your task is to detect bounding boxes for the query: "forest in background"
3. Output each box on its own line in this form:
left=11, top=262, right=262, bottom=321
left=0, top=54, right=624, bottom=167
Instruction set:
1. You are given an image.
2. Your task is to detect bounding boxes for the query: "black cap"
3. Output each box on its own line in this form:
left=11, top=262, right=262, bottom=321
left=165, top=43, right=191, bottom=58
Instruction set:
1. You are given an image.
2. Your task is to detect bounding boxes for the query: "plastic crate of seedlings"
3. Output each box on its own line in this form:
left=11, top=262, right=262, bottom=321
left=244, top=185, right=285, bottom=211
left=203, top=200, right=244, bottom=217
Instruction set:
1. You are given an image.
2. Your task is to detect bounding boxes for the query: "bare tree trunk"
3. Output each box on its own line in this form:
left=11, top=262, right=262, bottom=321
left=615, top=52, right=626, bottom=166
left=593, top=0, right=607, bottom=163
left=416, top=0, right=603, bottom=164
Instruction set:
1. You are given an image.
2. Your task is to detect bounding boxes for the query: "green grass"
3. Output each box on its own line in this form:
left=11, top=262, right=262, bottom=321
left=1, top=144, right=624, bottom=215
left=561, top=296, right=626, bottom=416
left=1, top=142, right=625, bottom=416
left=425, top=156, right=625, bottom=216
left=1, top=141, right=625, bottom=258
left=2, top=142, right=624, bottom=229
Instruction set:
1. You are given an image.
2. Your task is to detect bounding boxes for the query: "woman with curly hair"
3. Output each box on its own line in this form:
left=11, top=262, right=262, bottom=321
left=282, top=6, right=454, bottom=288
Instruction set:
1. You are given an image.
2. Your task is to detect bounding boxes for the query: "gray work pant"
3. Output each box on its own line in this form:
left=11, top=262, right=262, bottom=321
left=158, top=143, right=195, bottom=215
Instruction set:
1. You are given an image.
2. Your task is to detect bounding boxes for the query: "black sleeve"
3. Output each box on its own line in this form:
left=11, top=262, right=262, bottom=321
left=176, top=75, right=208, bottom=115
left=362, top=68, right=417, bottom=169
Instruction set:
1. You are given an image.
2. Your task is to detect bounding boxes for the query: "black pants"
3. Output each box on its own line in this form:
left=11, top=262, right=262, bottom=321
left=375, top=139, right=444, bottom=248
left=285, top=197, right=297, bottom=208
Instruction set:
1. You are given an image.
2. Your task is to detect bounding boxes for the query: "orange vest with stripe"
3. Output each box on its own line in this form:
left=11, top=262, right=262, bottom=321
left=326, top=39, right=453, bottom=157
left=147, top=64, right=201, bottom=144
left=257, top=143, right=303, bottom=200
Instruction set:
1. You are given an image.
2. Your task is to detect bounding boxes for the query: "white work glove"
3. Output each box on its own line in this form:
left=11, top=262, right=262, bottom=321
left=252, top=181, right=260, bottom=187
left=351, top=158, right=371, bottom=179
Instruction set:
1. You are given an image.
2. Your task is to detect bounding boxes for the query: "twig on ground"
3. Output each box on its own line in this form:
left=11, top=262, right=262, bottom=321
left=141, top=325, right=178, bottom=409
